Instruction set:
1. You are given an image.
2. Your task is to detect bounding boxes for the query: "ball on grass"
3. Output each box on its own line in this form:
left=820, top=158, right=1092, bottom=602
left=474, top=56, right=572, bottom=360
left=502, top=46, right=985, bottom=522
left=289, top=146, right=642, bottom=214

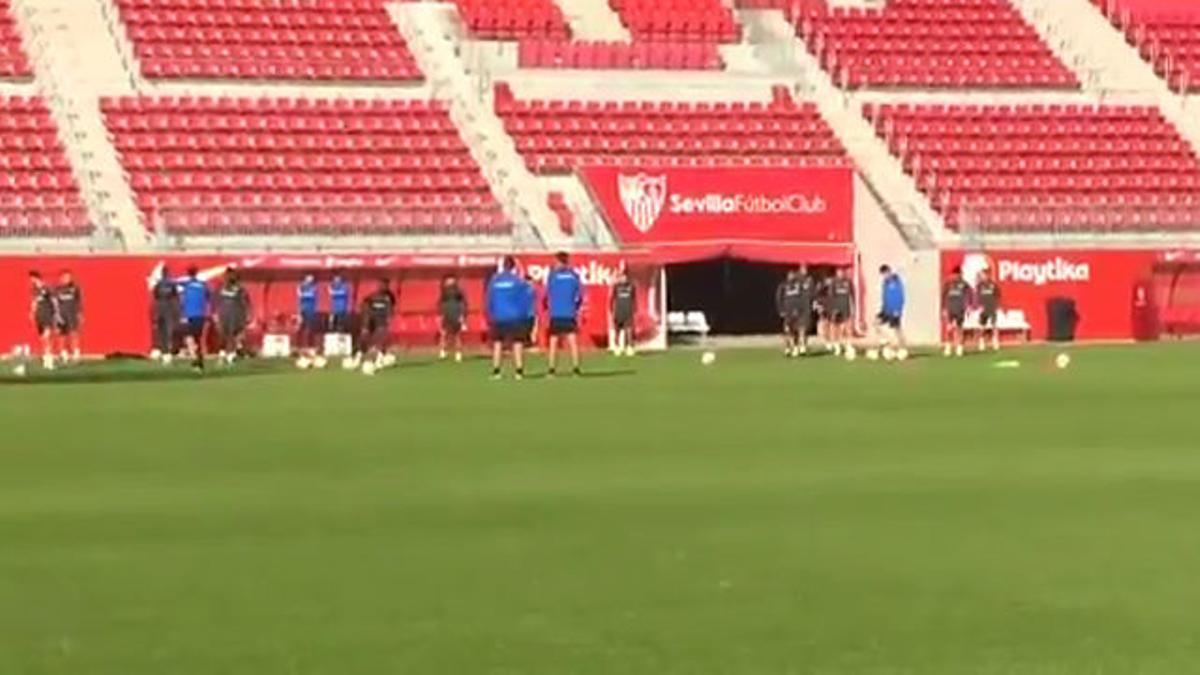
left=12, top=364, right=26, bottom=378
left=381, top=353, right=397, bottom=368
left=844, top=345, right=858, bottom=362
left=361, top=362, right=378, bottom=376
left=866, top=348, right=880, bottom=361
left=295, top=357, right=311, bottom=370
left=1055, top=353, right=1071, bottom=370
left=896, top=348, right=909, bottom=361
left=313, top=356, right=328, bottom=370
left=700, top=351, right=716, bottom=366
left=341, top=356, right=357, bottom=371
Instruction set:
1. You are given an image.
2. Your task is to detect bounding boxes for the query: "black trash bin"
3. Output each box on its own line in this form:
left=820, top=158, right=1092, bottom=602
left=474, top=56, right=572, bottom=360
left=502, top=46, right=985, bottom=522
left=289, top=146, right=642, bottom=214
left=1046, top=297, right=1079, bottom=342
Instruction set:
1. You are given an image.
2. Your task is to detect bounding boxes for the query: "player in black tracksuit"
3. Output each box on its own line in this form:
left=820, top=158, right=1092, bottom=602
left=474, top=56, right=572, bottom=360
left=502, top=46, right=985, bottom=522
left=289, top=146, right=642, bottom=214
left=29, top=271, right=57, bottom=369
left=215, top=269, right=251, bottom=364
left=775, top=266, right=814, bottom=358
left=942, top=266, right=971, bottom=358
left=361, top=279, right=396, bottom=367
left=54, top=270, right=83, bottom=364
left=975, top=268, right=1003, bottom=352
left=437, top=275, right=467, bottom=363
left=150, top=268, right=180, bottom=362
left=609, top=270, right=637, bottom=357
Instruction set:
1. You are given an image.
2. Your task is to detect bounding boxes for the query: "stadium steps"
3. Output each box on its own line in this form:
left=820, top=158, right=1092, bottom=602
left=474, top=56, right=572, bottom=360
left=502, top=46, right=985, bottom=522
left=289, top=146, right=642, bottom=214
left=11, top=0, right=144, bottom=250
left=390, top=0, right=569, bottom=249
left=554, top=0, right=631, bottom=41
left=757, top=9, right=942, bottom=248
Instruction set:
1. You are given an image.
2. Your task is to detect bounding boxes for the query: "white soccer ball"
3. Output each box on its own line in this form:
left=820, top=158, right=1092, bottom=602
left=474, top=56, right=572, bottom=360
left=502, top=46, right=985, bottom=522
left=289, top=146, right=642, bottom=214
left=700, top=351, right=716, bottom=366
left=341, top=356, right=357, bottom=370
left=361, top=362, right=378, bottom=376
left=313, top=356, right=328, bottom=370
left=149, top=348, right=162, bottom=361
left=1055, top=353, right=1071, bottom=370
left=295, top=357, right=312, bottom=370
left=12, top=364, right=26, bottom=377
left=882, top=346, right=896, bottom=361
left=844, top=345, right=858, bottom=362
left=381, top=353, right=397, bottom=368
left=866, top=348, right=880, bottom=361
left=896, top=348, right=909, bottom=362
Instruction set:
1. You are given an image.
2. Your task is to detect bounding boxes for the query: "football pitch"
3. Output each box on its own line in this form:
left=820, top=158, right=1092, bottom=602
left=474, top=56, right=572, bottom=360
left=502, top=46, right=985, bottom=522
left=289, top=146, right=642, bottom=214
left=2, top=343, right=1199, bottom=674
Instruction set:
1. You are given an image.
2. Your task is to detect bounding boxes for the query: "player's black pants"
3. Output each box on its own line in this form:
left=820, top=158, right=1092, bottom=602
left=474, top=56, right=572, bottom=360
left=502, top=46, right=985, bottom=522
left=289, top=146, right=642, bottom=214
left=152, top=312, right=177, bottom=353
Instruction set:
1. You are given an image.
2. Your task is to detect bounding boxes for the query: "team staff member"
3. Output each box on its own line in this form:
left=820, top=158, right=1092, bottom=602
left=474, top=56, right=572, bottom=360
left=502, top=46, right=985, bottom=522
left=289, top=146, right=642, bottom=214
left=609, top=269, right=637, bottom=357
left=438, top=274, right=468, bottom=362
left=942, top=266, right=971, bottom=358
left=150, top=267, right=180, bottom=364
left=877, top=265, right=906, bottom=355
left=486, top=256, right=528, bottom=380
left=53, top=270, right=84, bottom=364
left=29, top=271, right=57, bottom=369
left=775, top=267, right=811, bottom=358
left=827, top=268, right=855, bottom=356
left=215, top=268, right=251, bottom=365
left=180, top=266, right=211, bottom=372
left=545, top=252, right=583, bottom=377
left=976, top=268, right=1003, bottom=352
left=360, top=278, right=396, bottom=368
left=329, top=273, right=352, bottom=333
left=297, top=273, right=322, bottom=362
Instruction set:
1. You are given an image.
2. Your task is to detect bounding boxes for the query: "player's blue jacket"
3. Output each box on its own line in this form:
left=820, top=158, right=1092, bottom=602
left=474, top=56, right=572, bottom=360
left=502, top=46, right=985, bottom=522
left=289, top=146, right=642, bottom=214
left=298, top=280, right=319, bottom=316
left=545, top=266, right=582, bottom=319
left=329, top=279, right=351, bottom=315
left=180, top=277, right=210, bottom=319
left=881, top=273, right=905, bottom=316
left=521, top=280, right=536, bottom=320
left=487, top=270, right=527, bottom=323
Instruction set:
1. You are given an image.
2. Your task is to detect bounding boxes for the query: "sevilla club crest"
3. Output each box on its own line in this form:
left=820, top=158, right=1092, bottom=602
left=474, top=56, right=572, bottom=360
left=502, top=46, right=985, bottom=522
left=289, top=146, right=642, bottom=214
left=618, top=173, right=667, bottom=233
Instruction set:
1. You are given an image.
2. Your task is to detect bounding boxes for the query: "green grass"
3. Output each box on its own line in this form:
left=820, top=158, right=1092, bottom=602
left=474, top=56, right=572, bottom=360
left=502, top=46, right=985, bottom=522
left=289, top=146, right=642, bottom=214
left=2, top=344, right=1199, bottom=675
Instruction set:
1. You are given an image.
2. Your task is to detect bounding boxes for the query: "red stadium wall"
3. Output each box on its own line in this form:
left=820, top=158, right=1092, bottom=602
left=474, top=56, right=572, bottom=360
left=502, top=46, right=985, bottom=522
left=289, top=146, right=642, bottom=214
left=0, top=253, right=662, bottom=356
left=940, top=249, right=1200, bottom=340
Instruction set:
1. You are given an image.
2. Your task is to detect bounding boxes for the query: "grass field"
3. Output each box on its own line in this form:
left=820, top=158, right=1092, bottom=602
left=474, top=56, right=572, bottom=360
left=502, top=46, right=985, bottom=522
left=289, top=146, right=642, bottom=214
left=2, top=344, right=1199, bottom=674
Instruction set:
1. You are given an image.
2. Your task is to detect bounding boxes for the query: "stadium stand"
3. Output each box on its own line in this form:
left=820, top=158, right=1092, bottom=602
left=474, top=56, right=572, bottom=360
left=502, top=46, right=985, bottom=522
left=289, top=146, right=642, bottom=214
left=0, top=0, right=31, bottom=79
left=452, top=0, right=571, bottom=40
left=786, top=0, right=1077, bottom=88
left=1091, top=0, right=1200, bottom=92
left=0, top=97, right=90, bottom=237
left=867, top=102, right=1200, bottom=232
left=497, top=83, right=847, bottom=174
left=608, top=0, right=741, bottom=43
left=114, top=0, right=421, bottom=81
left=101, top=96, right=507, bottom=236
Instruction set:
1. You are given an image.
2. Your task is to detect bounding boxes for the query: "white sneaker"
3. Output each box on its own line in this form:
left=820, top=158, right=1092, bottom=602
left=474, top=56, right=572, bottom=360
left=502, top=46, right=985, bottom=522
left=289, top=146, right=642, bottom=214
left=955, top=345, right=964, bottom=357
left=455, top=352, right=463, bottom=363
left=163, top=353, right=173, bottom=366
left=943, top=345, right=952, bottom=357
left=439, top=350, right=448, bottom=360
left=799, top=344, right=807, bottom=356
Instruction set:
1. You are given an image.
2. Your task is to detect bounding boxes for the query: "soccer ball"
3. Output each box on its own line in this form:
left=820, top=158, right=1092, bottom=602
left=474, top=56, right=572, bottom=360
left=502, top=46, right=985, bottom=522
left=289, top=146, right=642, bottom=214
left=12, top=364, right=26, bottom=377
left=381, top=353, right=397, bottom=368
left=1055, top=353, right=1071, bottom=370
left=844, top=345, right=858, bottom=362
left=150, top=348, right=162, bottom=362
left=361, top=362, right=378, bottom=376
left=295, top=356, right=312, bottom=370
left=313, top=356, right=328, bottom=369
left=896, top=348, right=909, bottom=361
left=866, top=348, right=880, bottom=361
left=700, top=351, right=716, bottom=366
left=341, top=356, right=358, bottom=370
left=882, top=346, right=896, bottom=361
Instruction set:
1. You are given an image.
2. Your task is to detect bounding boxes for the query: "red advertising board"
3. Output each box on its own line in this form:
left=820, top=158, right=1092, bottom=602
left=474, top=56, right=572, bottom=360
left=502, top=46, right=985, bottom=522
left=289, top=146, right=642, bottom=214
left=581, top=166, right=854, bottom=261
left=940, top=249, right=1182, bottom=340
left=0, top=252, right=662, bottom=356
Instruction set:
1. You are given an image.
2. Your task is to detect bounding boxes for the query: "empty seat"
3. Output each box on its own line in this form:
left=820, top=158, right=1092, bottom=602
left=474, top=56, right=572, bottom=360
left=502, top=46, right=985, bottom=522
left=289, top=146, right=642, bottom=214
left=102, top=96, right=509, bottom=237
left=867, top=101, right=1200, bottom=232
left=496, top=83, right=849, bottom=174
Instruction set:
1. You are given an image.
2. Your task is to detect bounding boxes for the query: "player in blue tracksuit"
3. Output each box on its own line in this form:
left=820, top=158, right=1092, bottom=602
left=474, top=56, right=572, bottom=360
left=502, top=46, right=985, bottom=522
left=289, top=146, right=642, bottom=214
left=180, top=266, right=211, bottom=371
left=877, top=265, right=907, bottom=352
left=545, top=251, right=583, bottom=376
left=486, top=256, right=529, bottom=380
left=297, top=273, right=321, bottom=360
left=329, top=273, right=352, bottom=333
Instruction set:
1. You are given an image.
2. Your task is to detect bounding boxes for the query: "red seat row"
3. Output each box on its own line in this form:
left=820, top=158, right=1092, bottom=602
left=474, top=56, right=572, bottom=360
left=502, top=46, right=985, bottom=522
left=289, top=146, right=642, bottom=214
left=496, top=83, right=847, bottom=175
left=115, top=0, right=422, bottom=81
left=0, top=2, right=31, bottom=78
left=518, top=40, right=723, bottom=70
left=103, top=96, right=508, bottom=238
left=609, top=0, right=741, bottom=43
left=868, top=102, right=1200, bottom=232
left=452, top=0, right=571, bottom=40
left=792, top=0, right=1077, bottom=89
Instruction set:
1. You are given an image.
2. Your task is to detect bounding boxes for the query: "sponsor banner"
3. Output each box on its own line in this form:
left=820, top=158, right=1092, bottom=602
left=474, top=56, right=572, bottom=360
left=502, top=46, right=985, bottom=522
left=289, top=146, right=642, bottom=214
left=0, top=253, right=662, bottom=355
left=581, top=166, right=853, bottom=249
left=941, top=249, right=1197, bottom=340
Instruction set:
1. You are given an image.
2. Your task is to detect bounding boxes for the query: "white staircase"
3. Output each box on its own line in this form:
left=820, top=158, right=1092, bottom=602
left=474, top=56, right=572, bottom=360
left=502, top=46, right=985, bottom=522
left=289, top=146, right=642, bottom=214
left=390, top=1, right=569, bottom=250
left=11, top=0, right=146, bottom=251
left=555, top=0, right=630, bottom=42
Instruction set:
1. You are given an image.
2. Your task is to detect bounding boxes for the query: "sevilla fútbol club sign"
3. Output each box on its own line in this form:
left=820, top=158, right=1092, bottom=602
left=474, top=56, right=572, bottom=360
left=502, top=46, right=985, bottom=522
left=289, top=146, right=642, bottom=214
left=584, top=165, right=853, bottom=245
